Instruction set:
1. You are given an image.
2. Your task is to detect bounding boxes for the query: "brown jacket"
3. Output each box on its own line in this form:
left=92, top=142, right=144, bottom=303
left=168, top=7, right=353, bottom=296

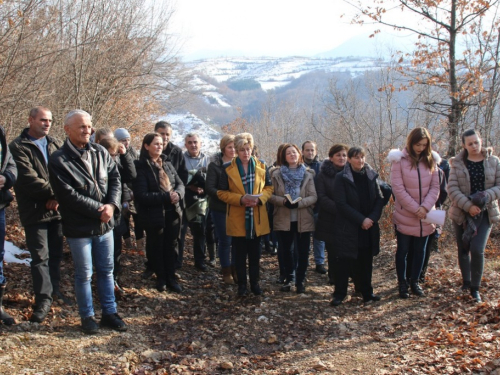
left=448, top=148, right=500, bottom=225
left=269, top=167, right=317, bottom=232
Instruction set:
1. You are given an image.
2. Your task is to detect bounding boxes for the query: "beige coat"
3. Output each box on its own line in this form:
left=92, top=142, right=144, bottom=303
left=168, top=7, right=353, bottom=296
left=269, top=167, right=317, bottom=232
left=447, top=148, right=500, bottom=225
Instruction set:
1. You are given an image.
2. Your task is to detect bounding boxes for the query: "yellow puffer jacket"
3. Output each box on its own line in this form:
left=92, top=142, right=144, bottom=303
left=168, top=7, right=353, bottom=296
left=217, top=157, right=273, bottom=237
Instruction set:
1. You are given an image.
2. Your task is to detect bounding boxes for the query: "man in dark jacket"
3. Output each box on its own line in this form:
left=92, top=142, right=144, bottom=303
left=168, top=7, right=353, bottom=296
left=49, top=109, right=126, bottom=335
left=9, top=107, right=69, bottom=323
left=302, top=140, right=327, bottom=275
left=0, top=125, right=17, bottom=326
left=156, top=121, right=188, bottom=184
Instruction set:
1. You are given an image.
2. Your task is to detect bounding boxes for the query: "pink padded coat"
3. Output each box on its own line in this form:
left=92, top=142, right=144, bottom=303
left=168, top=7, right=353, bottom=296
left=388, top=149, right=440, bottom=237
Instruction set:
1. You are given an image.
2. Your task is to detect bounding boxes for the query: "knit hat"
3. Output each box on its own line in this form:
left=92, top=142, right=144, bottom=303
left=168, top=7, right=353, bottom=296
left=114, top=128, right=130, bottom=141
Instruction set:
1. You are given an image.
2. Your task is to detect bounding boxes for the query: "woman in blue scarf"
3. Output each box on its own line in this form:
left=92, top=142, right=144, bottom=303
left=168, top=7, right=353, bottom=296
left=269, top=144, right=317, bottom=293
left=217, top=133, right=273, bottom=297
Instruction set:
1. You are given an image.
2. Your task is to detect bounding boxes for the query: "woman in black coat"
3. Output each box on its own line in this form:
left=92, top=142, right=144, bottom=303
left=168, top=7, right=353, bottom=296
left=330, top=146, right=384, bottom=306
left=133, top=133, right=184, bottom=293
left=314, top=143, right=349, bottom=285
left=99, top=137, right=136, bottom=294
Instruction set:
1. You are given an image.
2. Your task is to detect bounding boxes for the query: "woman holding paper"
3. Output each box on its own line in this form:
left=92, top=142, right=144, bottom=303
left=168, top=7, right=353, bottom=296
left=448, top=129, right=500, bottom=303
left=330, top=147, right=384, bottom=306
left=388, top=128, right=440, bottom=299
left=269, top=144, right=317, bottom=294
left=217, top=133, right=273, bottom=297
left=133, top=133, right=184, bottom=293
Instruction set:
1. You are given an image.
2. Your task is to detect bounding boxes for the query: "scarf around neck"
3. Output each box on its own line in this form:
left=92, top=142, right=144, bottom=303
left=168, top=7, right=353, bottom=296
left=236, top=156, right=256, bottom=239
left=280, top=164, right=306, bottom=198
left=151, top=157, right=171, bottom=193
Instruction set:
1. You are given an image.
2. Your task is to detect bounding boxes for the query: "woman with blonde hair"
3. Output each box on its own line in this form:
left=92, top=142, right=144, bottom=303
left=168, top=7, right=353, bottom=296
left=217, top=133, right=273, bottom=296
left=206, top=134, right=237, bottom=284
left=388, top=127, right=440, bottom=299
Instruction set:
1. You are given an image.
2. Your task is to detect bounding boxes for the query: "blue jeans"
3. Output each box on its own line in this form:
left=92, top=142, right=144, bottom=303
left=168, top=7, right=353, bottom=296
left=313, top=213, right=325, bottom=265
left=66, top=231, right=117, bottom=318
left=0, top=209, right=5, bottom=285
left=395, top=230, right=428, bottom=283
left=211, top=210, right=234, bottom=268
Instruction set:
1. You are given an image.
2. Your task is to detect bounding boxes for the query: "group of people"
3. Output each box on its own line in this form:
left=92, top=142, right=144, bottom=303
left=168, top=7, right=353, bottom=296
left=0, top=107, right=498, bottom=335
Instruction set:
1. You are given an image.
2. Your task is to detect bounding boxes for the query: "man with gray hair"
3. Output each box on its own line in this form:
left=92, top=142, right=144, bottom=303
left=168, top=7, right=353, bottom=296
left=48, top=109, right=126, bottom=334
left=182, top=132, right=211, bottom=271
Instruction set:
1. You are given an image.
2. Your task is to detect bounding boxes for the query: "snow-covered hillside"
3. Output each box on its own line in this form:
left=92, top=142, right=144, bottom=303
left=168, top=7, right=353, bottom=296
left=159, top=112, right=221, bottom=156
left=187, top=55, right=388, bottom=91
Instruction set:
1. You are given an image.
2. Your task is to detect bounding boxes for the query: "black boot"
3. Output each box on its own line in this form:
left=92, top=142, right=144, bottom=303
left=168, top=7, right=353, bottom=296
left=461, top=280, right=471, bottom=292
left=410, top=280, right=425, bottom=297
left=0, top=284, right=15, bottom=325
left=398, top=282, right=409, bottom=299
left=237, top=284, right=248, bottom=297
left=470, top=287, right=482, bottom=303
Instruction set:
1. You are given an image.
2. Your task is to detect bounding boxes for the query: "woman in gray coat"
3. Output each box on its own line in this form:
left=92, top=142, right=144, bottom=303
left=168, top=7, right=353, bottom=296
left=448, top=129, right=500, bottom=303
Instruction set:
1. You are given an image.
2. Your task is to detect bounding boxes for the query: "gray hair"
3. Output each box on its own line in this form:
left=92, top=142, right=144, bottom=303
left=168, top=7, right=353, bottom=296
left=184, top=132, right=199, bottom=142
left=64, top=109, right=92, bottom=125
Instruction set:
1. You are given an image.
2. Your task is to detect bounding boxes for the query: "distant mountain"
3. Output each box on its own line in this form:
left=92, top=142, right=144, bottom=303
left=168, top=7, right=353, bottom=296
left=316, top=32, right=418, bottom=59
left=163, top=35, right=416, bottom=152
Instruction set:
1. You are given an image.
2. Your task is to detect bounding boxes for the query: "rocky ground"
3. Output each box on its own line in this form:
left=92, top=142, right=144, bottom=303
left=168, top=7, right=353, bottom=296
left=1, top=203, right=500, bottom=375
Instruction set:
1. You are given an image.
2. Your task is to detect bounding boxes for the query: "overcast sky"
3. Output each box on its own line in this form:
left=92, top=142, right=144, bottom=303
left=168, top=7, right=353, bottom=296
left=171, top=0, right=394, bottom=59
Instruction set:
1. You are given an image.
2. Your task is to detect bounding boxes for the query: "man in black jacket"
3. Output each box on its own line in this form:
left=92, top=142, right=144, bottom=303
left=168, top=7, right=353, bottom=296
left=49, top=109, right=126, bottom=334
left=0, top=125, right=17, bottom=326
left=155, top=121, right=188, bottom=183
left=9, top=107, right=70, bottom=323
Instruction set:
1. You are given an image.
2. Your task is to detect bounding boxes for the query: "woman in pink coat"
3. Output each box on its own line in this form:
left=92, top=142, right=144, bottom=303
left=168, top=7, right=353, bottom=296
left=388, top=128, right=440, bottom=298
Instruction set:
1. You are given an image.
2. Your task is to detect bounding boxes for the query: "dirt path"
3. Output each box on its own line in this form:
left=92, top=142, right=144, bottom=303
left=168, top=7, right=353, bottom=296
left=1, top=222, right=500, bottom=374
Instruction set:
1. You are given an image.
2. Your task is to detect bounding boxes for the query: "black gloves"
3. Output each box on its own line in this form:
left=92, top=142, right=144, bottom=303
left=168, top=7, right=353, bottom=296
left=283, top=200, right=299, bottom=209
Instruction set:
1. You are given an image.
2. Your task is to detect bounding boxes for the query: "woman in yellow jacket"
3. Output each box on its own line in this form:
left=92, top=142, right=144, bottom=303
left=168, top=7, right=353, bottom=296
left=218, top=133, right=273, bottom=296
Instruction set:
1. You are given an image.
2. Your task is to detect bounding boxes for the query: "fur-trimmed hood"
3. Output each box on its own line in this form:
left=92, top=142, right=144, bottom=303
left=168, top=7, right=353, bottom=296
left=449, top=147, right=494, bottom=168
left=319, top=158, right=343, bottom=178
left=387, top=148, right=442, bottom=166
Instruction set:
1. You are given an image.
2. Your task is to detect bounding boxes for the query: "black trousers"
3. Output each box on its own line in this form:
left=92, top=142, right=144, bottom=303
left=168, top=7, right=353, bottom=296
left=145, top=210, right=180, bottom=284
left=333, top=246, right=373, bottom=300
left=113, top=213, right=126, bottom=279
left=123, top=212, right=145, bottom=241
left=188, top=215, right=207, bottom=266
left=277, top=223, right=311, bottom=286
left=24, top=220, right=64, bottom=305
left=232, top=236, right=261, bottom=287
left=407, top=231, right=437, bottom=281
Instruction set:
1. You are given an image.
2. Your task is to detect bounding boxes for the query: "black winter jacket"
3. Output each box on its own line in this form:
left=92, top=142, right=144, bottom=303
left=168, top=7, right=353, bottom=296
left=133, top=155, right=184, bottom=230
left=314, top=159, right=343, bottom=243
left=206, top=152, right=228, bottom=213
left=48, top=139, right=121, bottom=238
left=9, top=128, right=62, bottom=226
left=163, top=142, right=188, bottom=184
left=332, top=163, right=384, bottom=259
left=115, top=151, right=137, bottom=203
left=0, top=126, right=17, bottom=210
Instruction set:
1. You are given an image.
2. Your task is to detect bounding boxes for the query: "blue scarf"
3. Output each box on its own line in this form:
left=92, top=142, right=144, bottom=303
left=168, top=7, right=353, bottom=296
left=280, top=164, right=306, bottom=199
left=236, top=157, right=256, bottom=239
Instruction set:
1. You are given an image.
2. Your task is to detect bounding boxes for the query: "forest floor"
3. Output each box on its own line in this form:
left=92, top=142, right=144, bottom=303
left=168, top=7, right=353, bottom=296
left=1, top=202, right=500, bottom=375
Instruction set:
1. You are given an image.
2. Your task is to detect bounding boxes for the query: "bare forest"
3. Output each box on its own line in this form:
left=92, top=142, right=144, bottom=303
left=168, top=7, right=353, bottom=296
left=2, top=0, right=500, bottom=374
